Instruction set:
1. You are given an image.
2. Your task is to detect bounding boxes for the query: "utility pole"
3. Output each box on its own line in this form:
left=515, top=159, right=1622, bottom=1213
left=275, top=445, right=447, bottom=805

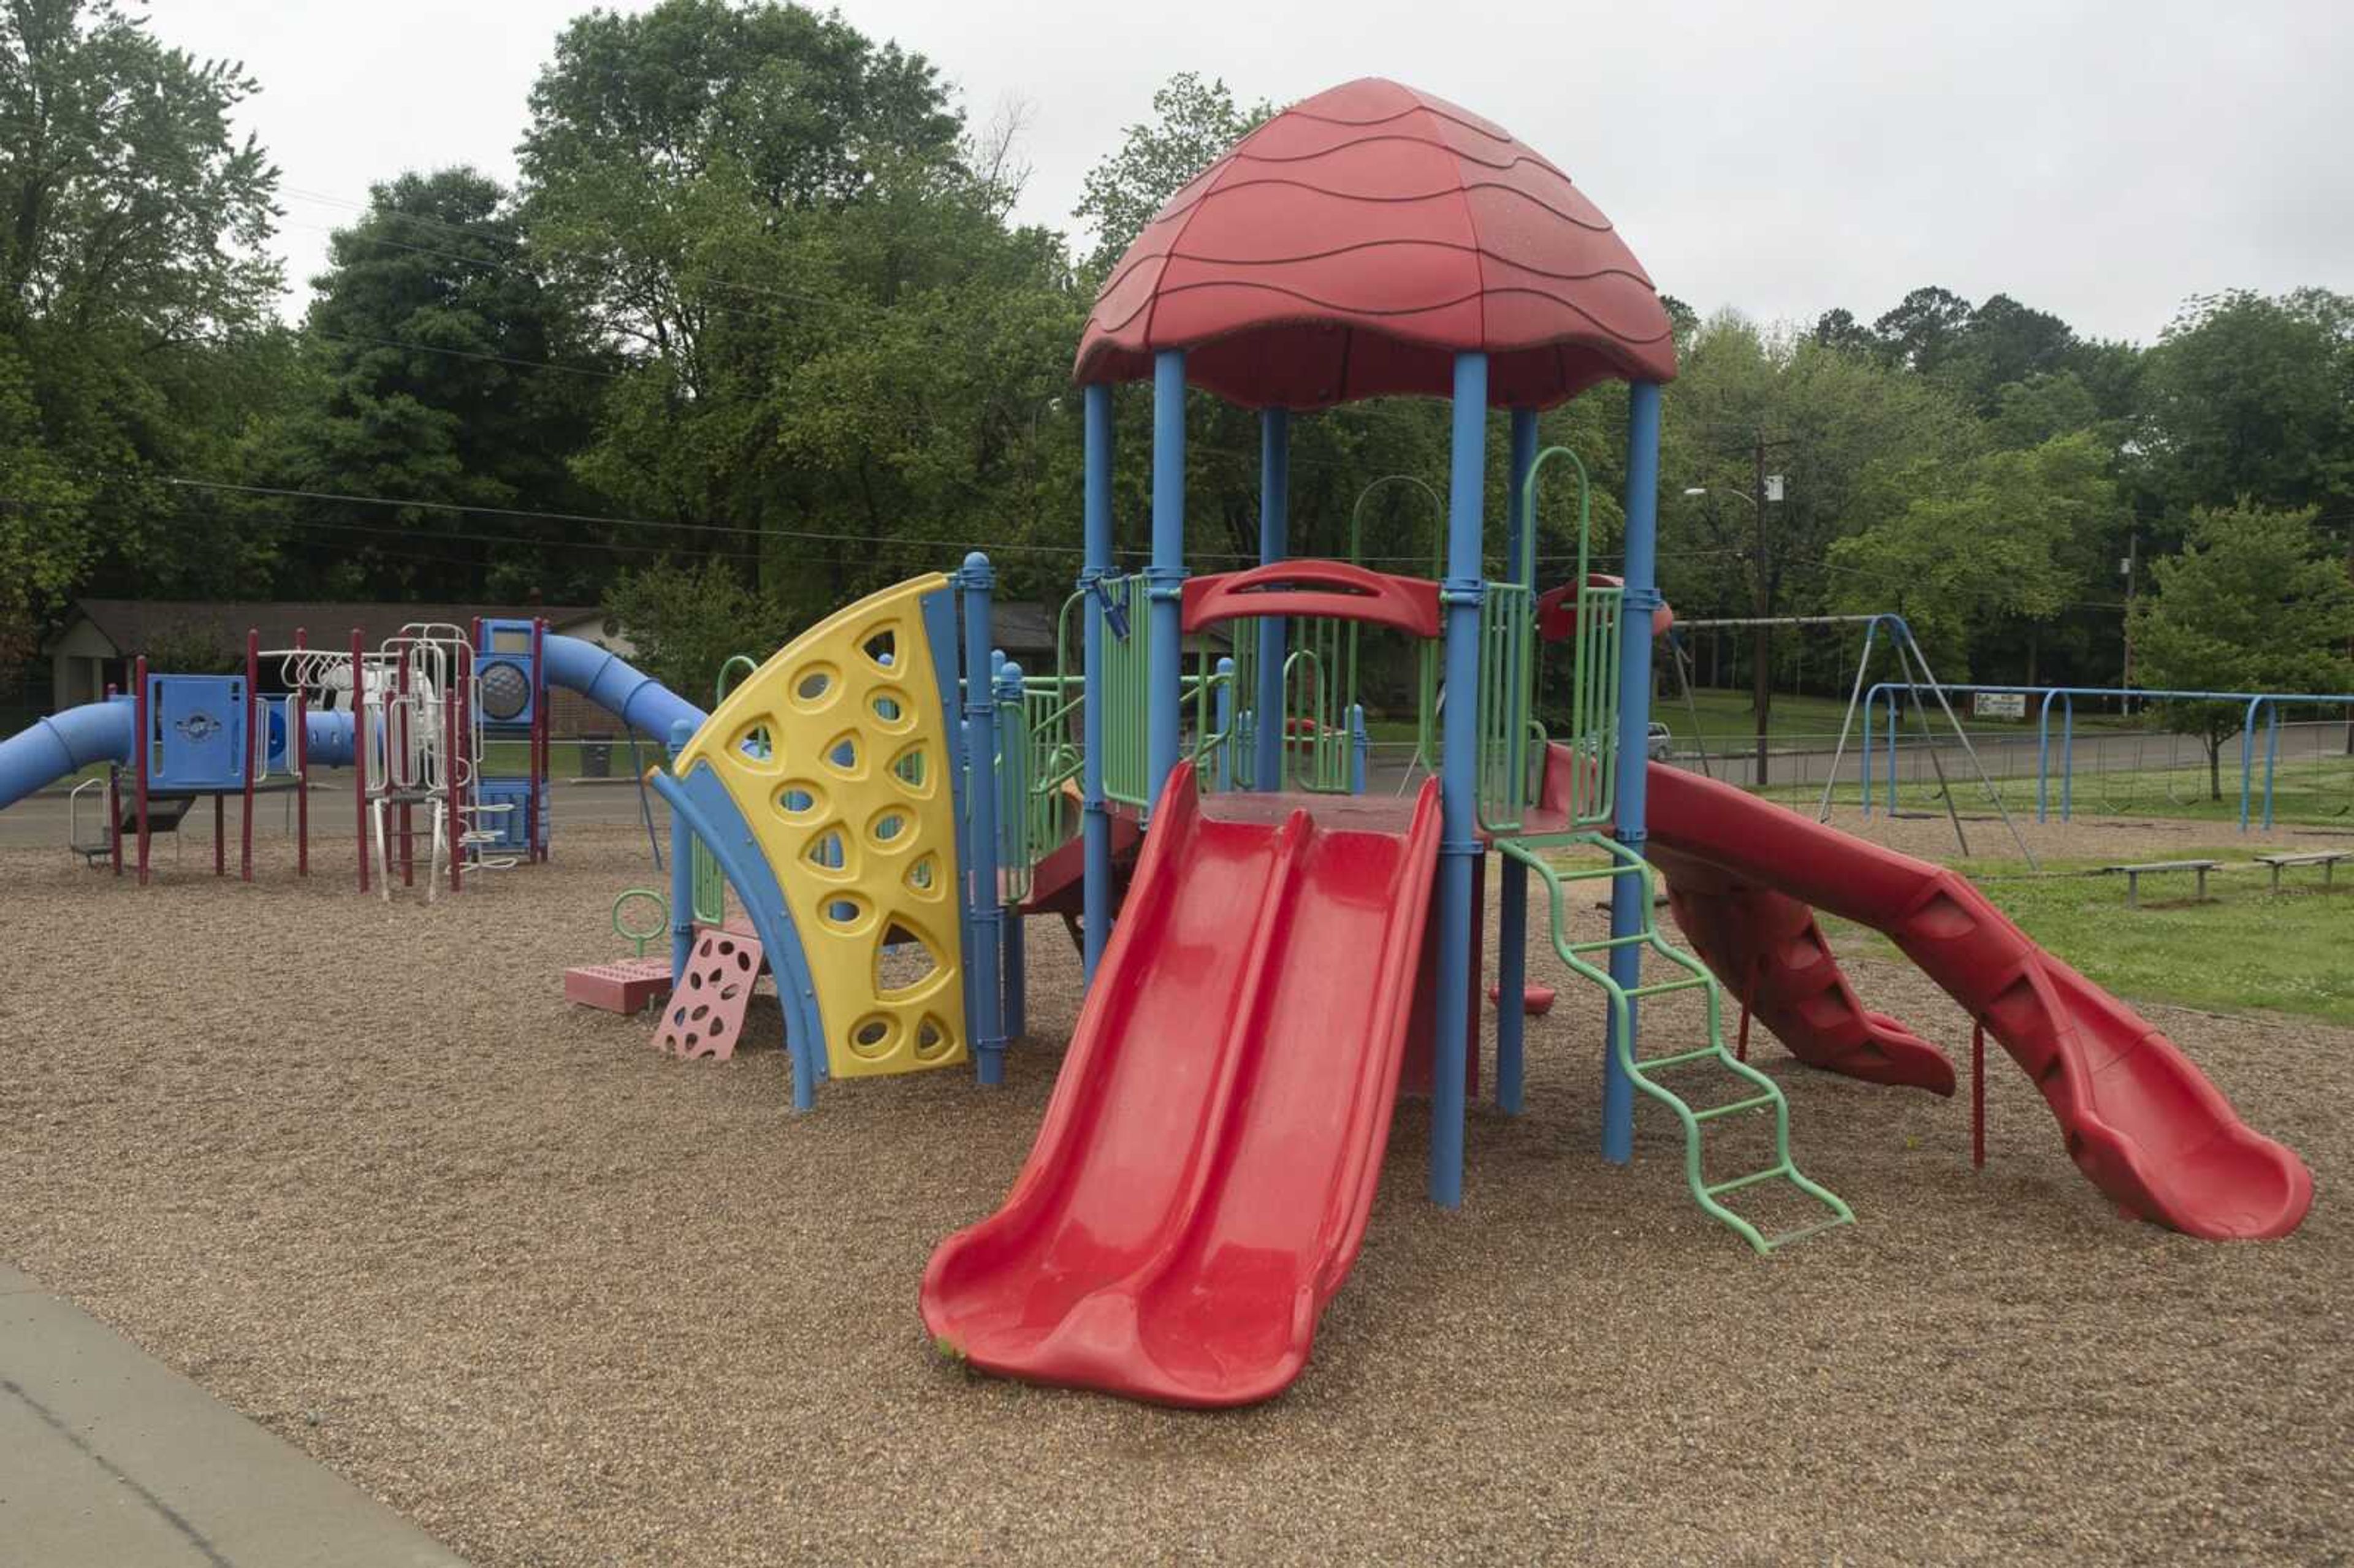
left=2120, top=530, right=2138, bottom=718
left=1751, top=429, right=1771, bottom=788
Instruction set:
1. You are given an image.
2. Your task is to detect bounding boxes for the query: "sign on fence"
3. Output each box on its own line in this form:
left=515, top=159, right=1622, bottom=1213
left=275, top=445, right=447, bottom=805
left=1971, top=691, right=2027, bottom=721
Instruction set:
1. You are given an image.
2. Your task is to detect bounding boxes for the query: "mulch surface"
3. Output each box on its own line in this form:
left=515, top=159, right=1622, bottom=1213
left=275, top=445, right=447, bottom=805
left=1, top=807, right=2347, bottom=1566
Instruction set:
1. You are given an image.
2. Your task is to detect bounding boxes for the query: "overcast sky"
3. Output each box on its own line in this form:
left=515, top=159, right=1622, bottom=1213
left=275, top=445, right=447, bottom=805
left=162, top=0, right=2352, bottom=343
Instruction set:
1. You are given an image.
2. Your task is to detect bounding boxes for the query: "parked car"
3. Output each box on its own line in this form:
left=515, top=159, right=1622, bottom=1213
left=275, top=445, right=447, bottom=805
left=1647, top=721, right=1674, bottom=761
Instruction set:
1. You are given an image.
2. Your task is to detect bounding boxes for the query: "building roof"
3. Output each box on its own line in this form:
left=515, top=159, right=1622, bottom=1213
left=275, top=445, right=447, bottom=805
left=1075, top=78, right=1678, bottom=411
left=51, top=599, right=611, bottom=657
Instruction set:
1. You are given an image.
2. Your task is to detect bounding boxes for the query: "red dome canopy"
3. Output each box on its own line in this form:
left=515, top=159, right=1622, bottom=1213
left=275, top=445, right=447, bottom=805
left=1075, top=78, right=1678, bottom=410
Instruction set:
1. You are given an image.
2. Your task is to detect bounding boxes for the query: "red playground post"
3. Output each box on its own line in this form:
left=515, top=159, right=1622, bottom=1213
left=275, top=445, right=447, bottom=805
left=352, top=627, right=369, bottom=894
left=447, top=641, right=464, bottom=896
left=241, top=627, right=257, bottom=881
left=133, top=655, right=150, bottom=886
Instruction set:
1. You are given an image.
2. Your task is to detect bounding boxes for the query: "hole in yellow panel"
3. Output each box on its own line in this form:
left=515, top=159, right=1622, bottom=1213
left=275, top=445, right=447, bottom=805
left=822, top=731, right=864, bottom=777
left=913, top=1014, right=954, bottom=1062
left=860, top=626, right=899, bottom=671
left=803, top=826, right=853, bottom=878
left=774, top=781, right=825, bottom=820
left=729, top=720, right=779, bottom=769
left=886, top=742, right=931, bottom=797
left=818, top=892, right=873, bottom=935
left=875, top=926, right=944, bottom=999
left=904, top=853, right=941, bottom=897
left=790, top=664, right=840, bottom=710
left=870, top=690, right=908, bottom=728
left=847, top=1013, right=901, bottom=1062
left=867, top=807, right=911, bottom=850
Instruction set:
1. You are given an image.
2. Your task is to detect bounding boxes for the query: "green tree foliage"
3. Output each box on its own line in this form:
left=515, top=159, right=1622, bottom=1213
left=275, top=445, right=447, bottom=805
left=601, top=556, right=798, bottom=704
left=1072, top=72, right=1268, bottom=279
left=0, top=0, right=284, bottom=658
left=1830, top=433, right=2122, bottom=672
left=2130, top=504, right=2354, bottom=797
left=272, top=167, right=611, bottom=601
left=522, top=0, right=1081, bottom=633
left=2135, top=289, right=2353, bottom=521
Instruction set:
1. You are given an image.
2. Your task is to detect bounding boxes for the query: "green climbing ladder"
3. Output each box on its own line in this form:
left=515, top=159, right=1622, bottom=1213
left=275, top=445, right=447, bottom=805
left=1495, top=832, right=1853, bottom=1254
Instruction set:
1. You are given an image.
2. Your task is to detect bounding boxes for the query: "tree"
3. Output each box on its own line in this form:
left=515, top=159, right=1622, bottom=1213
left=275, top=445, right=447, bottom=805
left=519, top=1, right=1084, bottom=626
left=1072, top=72, right=1269, bottom=279
left=274, top=167, right=611, bottom=601
left=0, top=0, right=284, bottom=657
left=602, top=556, right=797, bottom=704
left=1871, top=285, right=1975, bottom=374
left=1830, top=433, right=2121, bottom=674
left=2135, top=289, right=2353, bottom=522
left=2130, top=504, right=2354, bottom=798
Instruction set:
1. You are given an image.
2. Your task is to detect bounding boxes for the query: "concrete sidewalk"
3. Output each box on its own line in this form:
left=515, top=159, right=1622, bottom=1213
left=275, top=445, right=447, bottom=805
left=0, top=1263, right=467, bottom=1567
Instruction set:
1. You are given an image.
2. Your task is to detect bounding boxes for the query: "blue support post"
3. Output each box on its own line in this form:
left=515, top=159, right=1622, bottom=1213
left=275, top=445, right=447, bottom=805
left=1604, top=381, right=1664, bottom=1165
left=1146, top=351, right=1188, bottom=815
left=1254, top=407, right=1290, bottom=791
left=1431, top=352, right=1488, bottom=1208
left=994, top=654, right=1026, bottom=1043
left=667, top=718, right=695, bottom=984
left=959, top=554, right=1007, bottom=1086
left=1214, top=656, right=1236, bottom=791
left=1349, top=704, right=1368, bottom=795
left=1081, top=384, right=1113, bottom=983
left=1495, top=407, right=1539, bottom=1116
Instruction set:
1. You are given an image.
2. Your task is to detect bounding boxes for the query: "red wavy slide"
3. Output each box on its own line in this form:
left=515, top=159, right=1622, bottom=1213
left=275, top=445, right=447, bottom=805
left=922, top=767, right=1441, bottom=1406
left=1636, top=756, right=2312, bottom=1240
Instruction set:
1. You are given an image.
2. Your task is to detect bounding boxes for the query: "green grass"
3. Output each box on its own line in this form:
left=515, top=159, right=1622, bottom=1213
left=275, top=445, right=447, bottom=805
left=1821, top=848, right=2354, bottom=1027
left=1785, top=753, right=2354, bottom=828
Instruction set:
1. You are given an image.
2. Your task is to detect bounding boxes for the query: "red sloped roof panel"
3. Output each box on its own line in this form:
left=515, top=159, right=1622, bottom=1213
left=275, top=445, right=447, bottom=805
left=1075, top=77, right=1677, bottom=409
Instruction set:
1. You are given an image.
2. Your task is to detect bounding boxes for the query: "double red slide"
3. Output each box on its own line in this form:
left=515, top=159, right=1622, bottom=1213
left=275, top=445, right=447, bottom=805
left=1639, top=759, right=2312, bottom=1241
left=922, top=767, right=1441, bottom=1407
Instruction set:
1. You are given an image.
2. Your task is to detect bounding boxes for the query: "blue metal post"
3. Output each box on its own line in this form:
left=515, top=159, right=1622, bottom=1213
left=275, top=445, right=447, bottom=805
left=1603, top=381, right=1664, bottom=1165
left=994, top=654, right=1027, bottom=1042
left=1254, top=408, right=1290, bottom=791
left=1214, top=656, right=1235, bottom=791
left=1431, top=352, right=1488, bottom=1208
left=667, top=718, right=695, bottom=983
left=1081, top=384, right=1113, bottom=983
left=1496, top=407, right=1539, bottom=1116
left=1146, top=351, right=1188, bottom=814
left=959, top=554, right=1006, bottom=1086
left=1349, top=704, right=1368, bottom=795
left=2060, top=695, right=2075, bottom=820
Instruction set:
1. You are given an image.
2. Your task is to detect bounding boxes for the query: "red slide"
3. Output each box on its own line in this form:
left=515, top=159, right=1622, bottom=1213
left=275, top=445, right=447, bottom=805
left=922, top=766, right=1441, bottom=1406
left=1636, top=757, right=2313, bottom=1240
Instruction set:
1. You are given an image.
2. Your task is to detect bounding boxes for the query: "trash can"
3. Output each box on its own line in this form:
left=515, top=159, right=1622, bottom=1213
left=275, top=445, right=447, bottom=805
left=581, top=733, right=615, bottom=778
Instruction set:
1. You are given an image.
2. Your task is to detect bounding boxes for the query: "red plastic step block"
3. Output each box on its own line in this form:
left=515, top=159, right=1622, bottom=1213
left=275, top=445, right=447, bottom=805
left=565, top=957, right=673, bottom=1014
left=654, top=931, right=765, bottom=1060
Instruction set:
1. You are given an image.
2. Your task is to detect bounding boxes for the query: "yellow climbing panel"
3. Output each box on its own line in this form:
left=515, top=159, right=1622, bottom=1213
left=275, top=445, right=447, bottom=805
left=676, top=576, right=967, bottom=1078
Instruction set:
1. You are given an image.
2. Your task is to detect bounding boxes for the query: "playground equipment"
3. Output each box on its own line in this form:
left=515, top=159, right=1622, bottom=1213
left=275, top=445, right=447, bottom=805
left=563, top=78, right=2310, bottom=1406
left=0, top=615, right=704, bottom=890
left=4, top=77, right=2310, bottom=1409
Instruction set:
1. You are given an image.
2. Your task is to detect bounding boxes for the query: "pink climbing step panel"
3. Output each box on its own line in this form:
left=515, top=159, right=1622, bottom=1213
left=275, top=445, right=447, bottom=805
left=653, top=929, right=766, bottom=1060
left=565, top=957, right=673, bottom=1014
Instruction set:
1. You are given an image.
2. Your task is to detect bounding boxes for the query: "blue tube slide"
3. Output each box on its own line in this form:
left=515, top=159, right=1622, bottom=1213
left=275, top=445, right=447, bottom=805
left=0, top=698, right=134, bottom=810
left=542, top=634, right=708, bottom=740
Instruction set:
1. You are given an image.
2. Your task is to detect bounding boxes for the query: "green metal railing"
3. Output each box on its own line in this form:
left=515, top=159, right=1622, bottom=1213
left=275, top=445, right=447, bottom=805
left=690, top=838, right=727, bottom=925
left=1498, top=834, right=1853, bottom=1253
left=994, top=671, right=1035, bottom=905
